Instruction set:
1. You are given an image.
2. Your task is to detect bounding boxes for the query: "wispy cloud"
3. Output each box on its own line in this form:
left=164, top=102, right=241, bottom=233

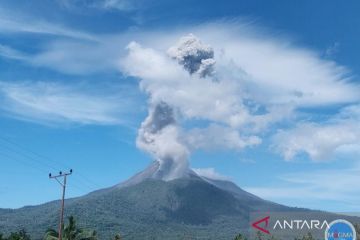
left=0, top=40, right=118, bottom=75
left=0, top=7, right=96, bottom=41
left=1, top=17, right=360, bottom=160
left=31, top=40, right=120, bottom=74
left=99, top=0, right=139, bottom=11
left=0, top=81, right=137, bottom=126
left=272, top=104, right=360, bottom=161
left=245, top=164, right=360, bottom=211
left=58, top=0, right=144, bottom=11
left=324, top=42, right=340, bottom=58
left=2, top=19, right=359, bottom=105
left=26, top=22, right=360, bottom=104
left=0, top=44, right=29, bottom=61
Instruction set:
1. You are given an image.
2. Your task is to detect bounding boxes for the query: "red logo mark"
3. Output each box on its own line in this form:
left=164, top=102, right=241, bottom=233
left=252, top=216, right=270, bottom=234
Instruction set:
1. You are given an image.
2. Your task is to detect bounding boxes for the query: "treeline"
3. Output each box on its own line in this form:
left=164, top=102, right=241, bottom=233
left=1, top=217, right=359, bottom=240
left=0, top=216, right=122, bottom=240
left=0, top=229, right=31, bottom=240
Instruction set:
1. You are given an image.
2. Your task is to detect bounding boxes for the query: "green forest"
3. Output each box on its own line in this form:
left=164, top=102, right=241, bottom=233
left=1, top=216, right=359, bottom=240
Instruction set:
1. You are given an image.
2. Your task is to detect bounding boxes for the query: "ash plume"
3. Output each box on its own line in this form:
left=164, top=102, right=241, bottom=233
left=136, top=102, right=189, bottom=180
left=167, top=34, right=215, bottom=77
left=136, top=34, right=215, bottom=180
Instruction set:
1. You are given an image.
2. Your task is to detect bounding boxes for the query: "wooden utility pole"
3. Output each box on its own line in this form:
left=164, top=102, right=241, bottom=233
left=49, top=169, right=72, bottom=240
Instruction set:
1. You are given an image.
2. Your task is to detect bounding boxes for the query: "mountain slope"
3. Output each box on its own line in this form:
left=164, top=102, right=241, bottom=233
left=0, top=178, right=251, bottom=239
left=0, top=162, right=358, bottom=240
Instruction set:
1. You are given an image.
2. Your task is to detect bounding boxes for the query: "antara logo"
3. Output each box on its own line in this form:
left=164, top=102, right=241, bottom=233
left=251, top=216, right=330, bottom=234
left=252, top=216, right=270, bottom=234
left=273, top=219, right=329, bottom=230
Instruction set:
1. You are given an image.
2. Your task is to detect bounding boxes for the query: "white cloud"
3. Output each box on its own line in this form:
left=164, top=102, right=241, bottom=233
left=0, top=81, right=134, bottom=125
left=324, top=42, right=340, bottom=58
left=1, top=18, right=360, bottom=160
left=0, top=7, right=95, bottom=40
left=192, top=168, right=230, bottom=181
left=31, top=40, right=120, bottom=75
left=114, top=23, right=358, bottom=113
left=0, top=39, right=122, bottom=75
left=194, top=24, right=358, bottom=107
left=3, top=21, right=357, bottom=107
left=58, top=0, right=140, bottom=11
left=3, top=20, right=358, bottom=107
left=272, top=104, right=360, bottom=161
left=245, top=165, right=360, bottom=211
left=0, top=44, right=28, bottom=61
left=102, top=0, right=136, bottom=11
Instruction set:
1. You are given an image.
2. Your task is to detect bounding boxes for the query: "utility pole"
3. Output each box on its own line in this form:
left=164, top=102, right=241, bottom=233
left=49, top=169, right=73, bottom=240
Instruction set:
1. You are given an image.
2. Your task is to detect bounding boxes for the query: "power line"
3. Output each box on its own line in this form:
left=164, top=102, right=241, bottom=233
left=0, top=136, right=102, bottom=191
left=0, top=136, right=64, bottom=170
left=0, top=141, right=58, bottom=172
left=0, top=151, right=49, bottom=174
left=0, top=149, right=94, bottom=194
left=0, top=143, right=91, bottom=189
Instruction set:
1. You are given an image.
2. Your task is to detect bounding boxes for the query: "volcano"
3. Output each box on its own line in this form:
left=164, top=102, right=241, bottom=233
left=0, top=162, right=357, bottom=240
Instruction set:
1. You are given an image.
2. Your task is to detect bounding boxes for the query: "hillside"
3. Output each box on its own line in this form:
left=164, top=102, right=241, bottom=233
left=0, top=162, right=358, bottom=240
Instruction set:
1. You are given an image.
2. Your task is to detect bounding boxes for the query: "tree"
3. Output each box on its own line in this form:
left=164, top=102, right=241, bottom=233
left=299, top=232, right=315, bottom=240
left=113, top=234, right=122, bottom=240
left=255, top=231, right=265, bottom=240
left=7, top=229, right=31, bottom=240
left=44, top=216, right=97, bottom=240
left=233, top=233, right=247, bottom=240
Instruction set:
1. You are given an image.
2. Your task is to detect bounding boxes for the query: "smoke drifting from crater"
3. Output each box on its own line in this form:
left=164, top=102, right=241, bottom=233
left=135, top=34, right=216, bottom=180
left=120, top=27, right=355, bottom=179
left=136, top=102, right=189, bottom=180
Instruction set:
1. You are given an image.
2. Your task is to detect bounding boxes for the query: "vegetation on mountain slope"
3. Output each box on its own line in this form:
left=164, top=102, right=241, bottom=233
left=1, top=177, right=359, bottom=240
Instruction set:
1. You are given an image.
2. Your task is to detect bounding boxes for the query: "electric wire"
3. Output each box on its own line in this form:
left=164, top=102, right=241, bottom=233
left=0, top=136, right=103, bottom=193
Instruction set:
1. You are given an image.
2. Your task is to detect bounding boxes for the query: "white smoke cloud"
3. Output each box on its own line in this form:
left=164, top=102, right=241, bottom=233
left=132, top=35, right=221, bottom=180
left=122, top=34, right=264, bottom=180
left=119, top=27, right=360, bottom=179
left=136, top=102, right=189, bottom=180
left=186, top=124, right=261, bottom=151
left=192, top=168, right=230, bottom=181
left=122, top=38, right=255, bottom=128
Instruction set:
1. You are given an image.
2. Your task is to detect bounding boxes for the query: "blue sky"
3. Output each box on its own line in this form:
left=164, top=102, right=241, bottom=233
left=0, top=0, right=360, bottom=212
